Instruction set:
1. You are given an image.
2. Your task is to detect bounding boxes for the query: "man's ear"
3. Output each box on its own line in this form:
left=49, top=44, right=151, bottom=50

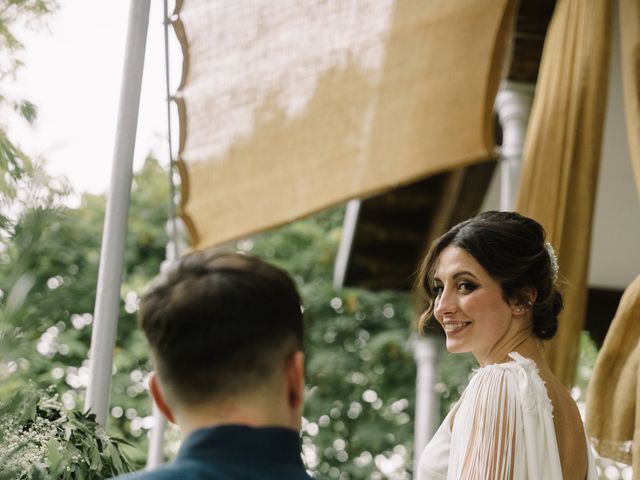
left=149, top=371, right=176, bottom=423
left=285, top=351, right=305, bottom=411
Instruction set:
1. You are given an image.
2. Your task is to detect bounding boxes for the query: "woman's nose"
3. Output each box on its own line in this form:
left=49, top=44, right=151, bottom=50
left=434, top=286, right=456, bottom=319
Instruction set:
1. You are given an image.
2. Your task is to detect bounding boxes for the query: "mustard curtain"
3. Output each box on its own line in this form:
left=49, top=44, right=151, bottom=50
left=586, top=275, right=640, bottom=470
left=620, top=0, right=640, bottom=194
left=514, top=0, right=612, bottom=386
left=585, top=0, right=640, bottom=470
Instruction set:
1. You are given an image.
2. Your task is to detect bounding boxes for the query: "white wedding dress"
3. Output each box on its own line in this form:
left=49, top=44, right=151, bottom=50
left=418, top=352, right=597, bottom=480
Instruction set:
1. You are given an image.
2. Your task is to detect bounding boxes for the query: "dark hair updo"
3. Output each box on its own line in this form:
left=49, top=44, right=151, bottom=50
left=415, top=210, right=562, bottom=340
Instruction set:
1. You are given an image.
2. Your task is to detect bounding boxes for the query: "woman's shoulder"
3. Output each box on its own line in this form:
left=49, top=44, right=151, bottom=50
left=470, top=351, right=543, bottom=381
left=465, top=352, right=553, bottom=415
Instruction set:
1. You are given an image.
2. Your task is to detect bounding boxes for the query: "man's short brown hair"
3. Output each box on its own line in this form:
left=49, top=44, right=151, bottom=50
left=139, top=250, right=304, bottom=405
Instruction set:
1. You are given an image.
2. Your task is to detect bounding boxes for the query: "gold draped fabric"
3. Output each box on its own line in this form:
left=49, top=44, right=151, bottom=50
left=173, top=0, right=517, bottom=250
left=620, top=0, right=640, bottom=195
left=586, top=0, right=640, bottom=469
left=586, top=275, right=640, bottom=469
left=514, top=0, right=612, bottom=386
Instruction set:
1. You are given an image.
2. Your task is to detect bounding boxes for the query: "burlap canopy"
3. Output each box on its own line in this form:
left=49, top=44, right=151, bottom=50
left=172, top=0, right=516, bottom=250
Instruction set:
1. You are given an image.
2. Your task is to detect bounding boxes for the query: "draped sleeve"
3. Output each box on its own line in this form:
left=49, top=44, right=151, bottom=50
left=447, top=353, right=563, bottom=480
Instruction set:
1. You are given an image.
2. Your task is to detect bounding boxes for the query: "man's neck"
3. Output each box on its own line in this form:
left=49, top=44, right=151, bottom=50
left=175, top=401, right=297, bottom=439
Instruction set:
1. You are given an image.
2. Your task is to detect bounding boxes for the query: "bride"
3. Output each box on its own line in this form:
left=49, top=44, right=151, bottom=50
left=414, top=211, right=597, bottom=480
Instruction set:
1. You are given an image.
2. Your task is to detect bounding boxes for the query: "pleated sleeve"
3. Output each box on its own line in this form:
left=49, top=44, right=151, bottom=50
left=447, top=364, right=526, bottom=480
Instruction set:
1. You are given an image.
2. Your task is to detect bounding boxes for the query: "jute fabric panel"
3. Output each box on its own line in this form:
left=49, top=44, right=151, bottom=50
left=620, top=0, right=640, bottom=195
left=586, top=1, right=640, bottom=469
left=586, top=274, right=640, bottom=469
left=514, top=0, right=612, bottom=386
left=173, top=0, right=516, bottom=250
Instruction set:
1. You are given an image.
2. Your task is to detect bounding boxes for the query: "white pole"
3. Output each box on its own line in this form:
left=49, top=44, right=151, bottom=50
left=146, top=221, right=185, bottom=469
left=333, top=200, right=361, bottom=289
left=85, top=0, right=151, bottom=427
left=495, top=81, right=535, bottom=211
left=146, top=404, right=168, bottom=468
left=412, top=336, right=441, bottom=476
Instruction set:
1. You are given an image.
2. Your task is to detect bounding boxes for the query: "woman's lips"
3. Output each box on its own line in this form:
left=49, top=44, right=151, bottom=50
left=443, top=321, right=471, bottom=335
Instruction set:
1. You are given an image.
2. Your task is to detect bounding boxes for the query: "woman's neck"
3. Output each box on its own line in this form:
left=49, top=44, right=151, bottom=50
left=476, top=332, right=544, bottom=367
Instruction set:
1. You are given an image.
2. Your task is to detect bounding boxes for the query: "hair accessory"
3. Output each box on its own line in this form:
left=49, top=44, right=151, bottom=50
left=545, top=242, right=559, bottom=284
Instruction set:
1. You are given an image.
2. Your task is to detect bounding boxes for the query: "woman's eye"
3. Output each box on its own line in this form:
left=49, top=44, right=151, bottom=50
left=433, top=285, right=443, bottom=296
left=458, top=282, right=476, bottom=293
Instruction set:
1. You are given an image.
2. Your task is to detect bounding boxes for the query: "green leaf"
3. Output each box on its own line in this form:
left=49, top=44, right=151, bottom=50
left=107, top=441, right=124, bottom=473
left=47, top=437, right=63, bottom=472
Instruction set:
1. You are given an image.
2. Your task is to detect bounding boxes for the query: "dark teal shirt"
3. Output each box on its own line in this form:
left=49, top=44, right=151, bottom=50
left=114, top=424, right=313, bottom=479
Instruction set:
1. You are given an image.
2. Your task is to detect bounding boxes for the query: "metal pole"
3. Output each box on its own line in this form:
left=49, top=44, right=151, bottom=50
left=85, top=0, right=151, bottom=427
left=146, top=1, right=180, bottom=467
left=495, top=81, right=535, bottom=211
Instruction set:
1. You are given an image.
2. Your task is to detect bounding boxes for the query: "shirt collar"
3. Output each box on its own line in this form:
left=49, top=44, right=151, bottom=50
left=176, top=424, right=305, bottom=467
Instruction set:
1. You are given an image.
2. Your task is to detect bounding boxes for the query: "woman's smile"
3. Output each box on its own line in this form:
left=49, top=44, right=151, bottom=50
left=442, top=321, right=471, bottom=334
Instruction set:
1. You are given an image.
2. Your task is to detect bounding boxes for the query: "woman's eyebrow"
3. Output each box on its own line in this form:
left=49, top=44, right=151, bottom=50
left=433, top=271, right=478, bottom=282
left=452, top=271, right=478, bottom=280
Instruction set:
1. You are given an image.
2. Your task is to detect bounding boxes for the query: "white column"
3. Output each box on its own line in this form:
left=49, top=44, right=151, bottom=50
left=146, top=220, right=185, bottom=469
left=495, top=81, right=535, bottom=211
left=85, top=0, right=151, bottom=427
left=145, top=403, right=168, bottom=469
left=412, top=335, right=441, bottom=476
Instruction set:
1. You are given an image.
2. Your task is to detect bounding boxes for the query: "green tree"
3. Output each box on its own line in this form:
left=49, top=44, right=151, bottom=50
left=0, top=155, right=169, bottom=471
left=0, top=0, right=59, bottom=235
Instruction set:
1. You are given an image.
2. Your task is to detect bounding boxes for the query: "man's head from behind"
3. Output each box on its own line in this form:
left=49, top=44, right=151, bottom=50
left=139, top=250, right=305, bottom=433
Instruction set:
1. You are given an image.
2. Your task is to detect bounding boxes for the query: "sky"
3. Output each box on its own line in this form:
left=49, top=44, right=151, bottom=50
left=9, top=1, right=179, bottom=201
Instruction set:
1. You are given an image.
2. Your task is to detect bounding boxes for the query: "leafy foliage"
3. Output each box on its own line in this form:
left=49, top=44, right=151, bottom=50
left=0, top=156, right=169, bottom=468
left=0, top=384, right=133, bottom=479
left=0, top=0, right=59, bottom=237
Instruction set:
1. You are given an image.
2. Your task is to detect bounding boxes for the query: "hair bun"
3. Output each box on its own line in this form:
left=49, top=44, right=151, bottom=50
left=532, top=290, right=562, bottom=340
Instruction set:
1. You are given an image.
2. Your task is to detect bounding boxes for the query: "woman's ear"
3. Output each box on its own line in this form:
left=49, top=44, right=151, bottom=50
left=149, top=371, right=176, bottom=423
left=512, top=302, right=526, bottom=315
left=510, top=288, right=537, bottom=316
left=523, top=287, right=537, bottom=306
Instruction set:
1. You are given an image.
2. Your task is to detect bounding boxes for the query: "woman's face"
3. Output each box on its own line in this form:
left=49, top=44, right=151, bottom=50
left=432, top=245, right=517, bottom=364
